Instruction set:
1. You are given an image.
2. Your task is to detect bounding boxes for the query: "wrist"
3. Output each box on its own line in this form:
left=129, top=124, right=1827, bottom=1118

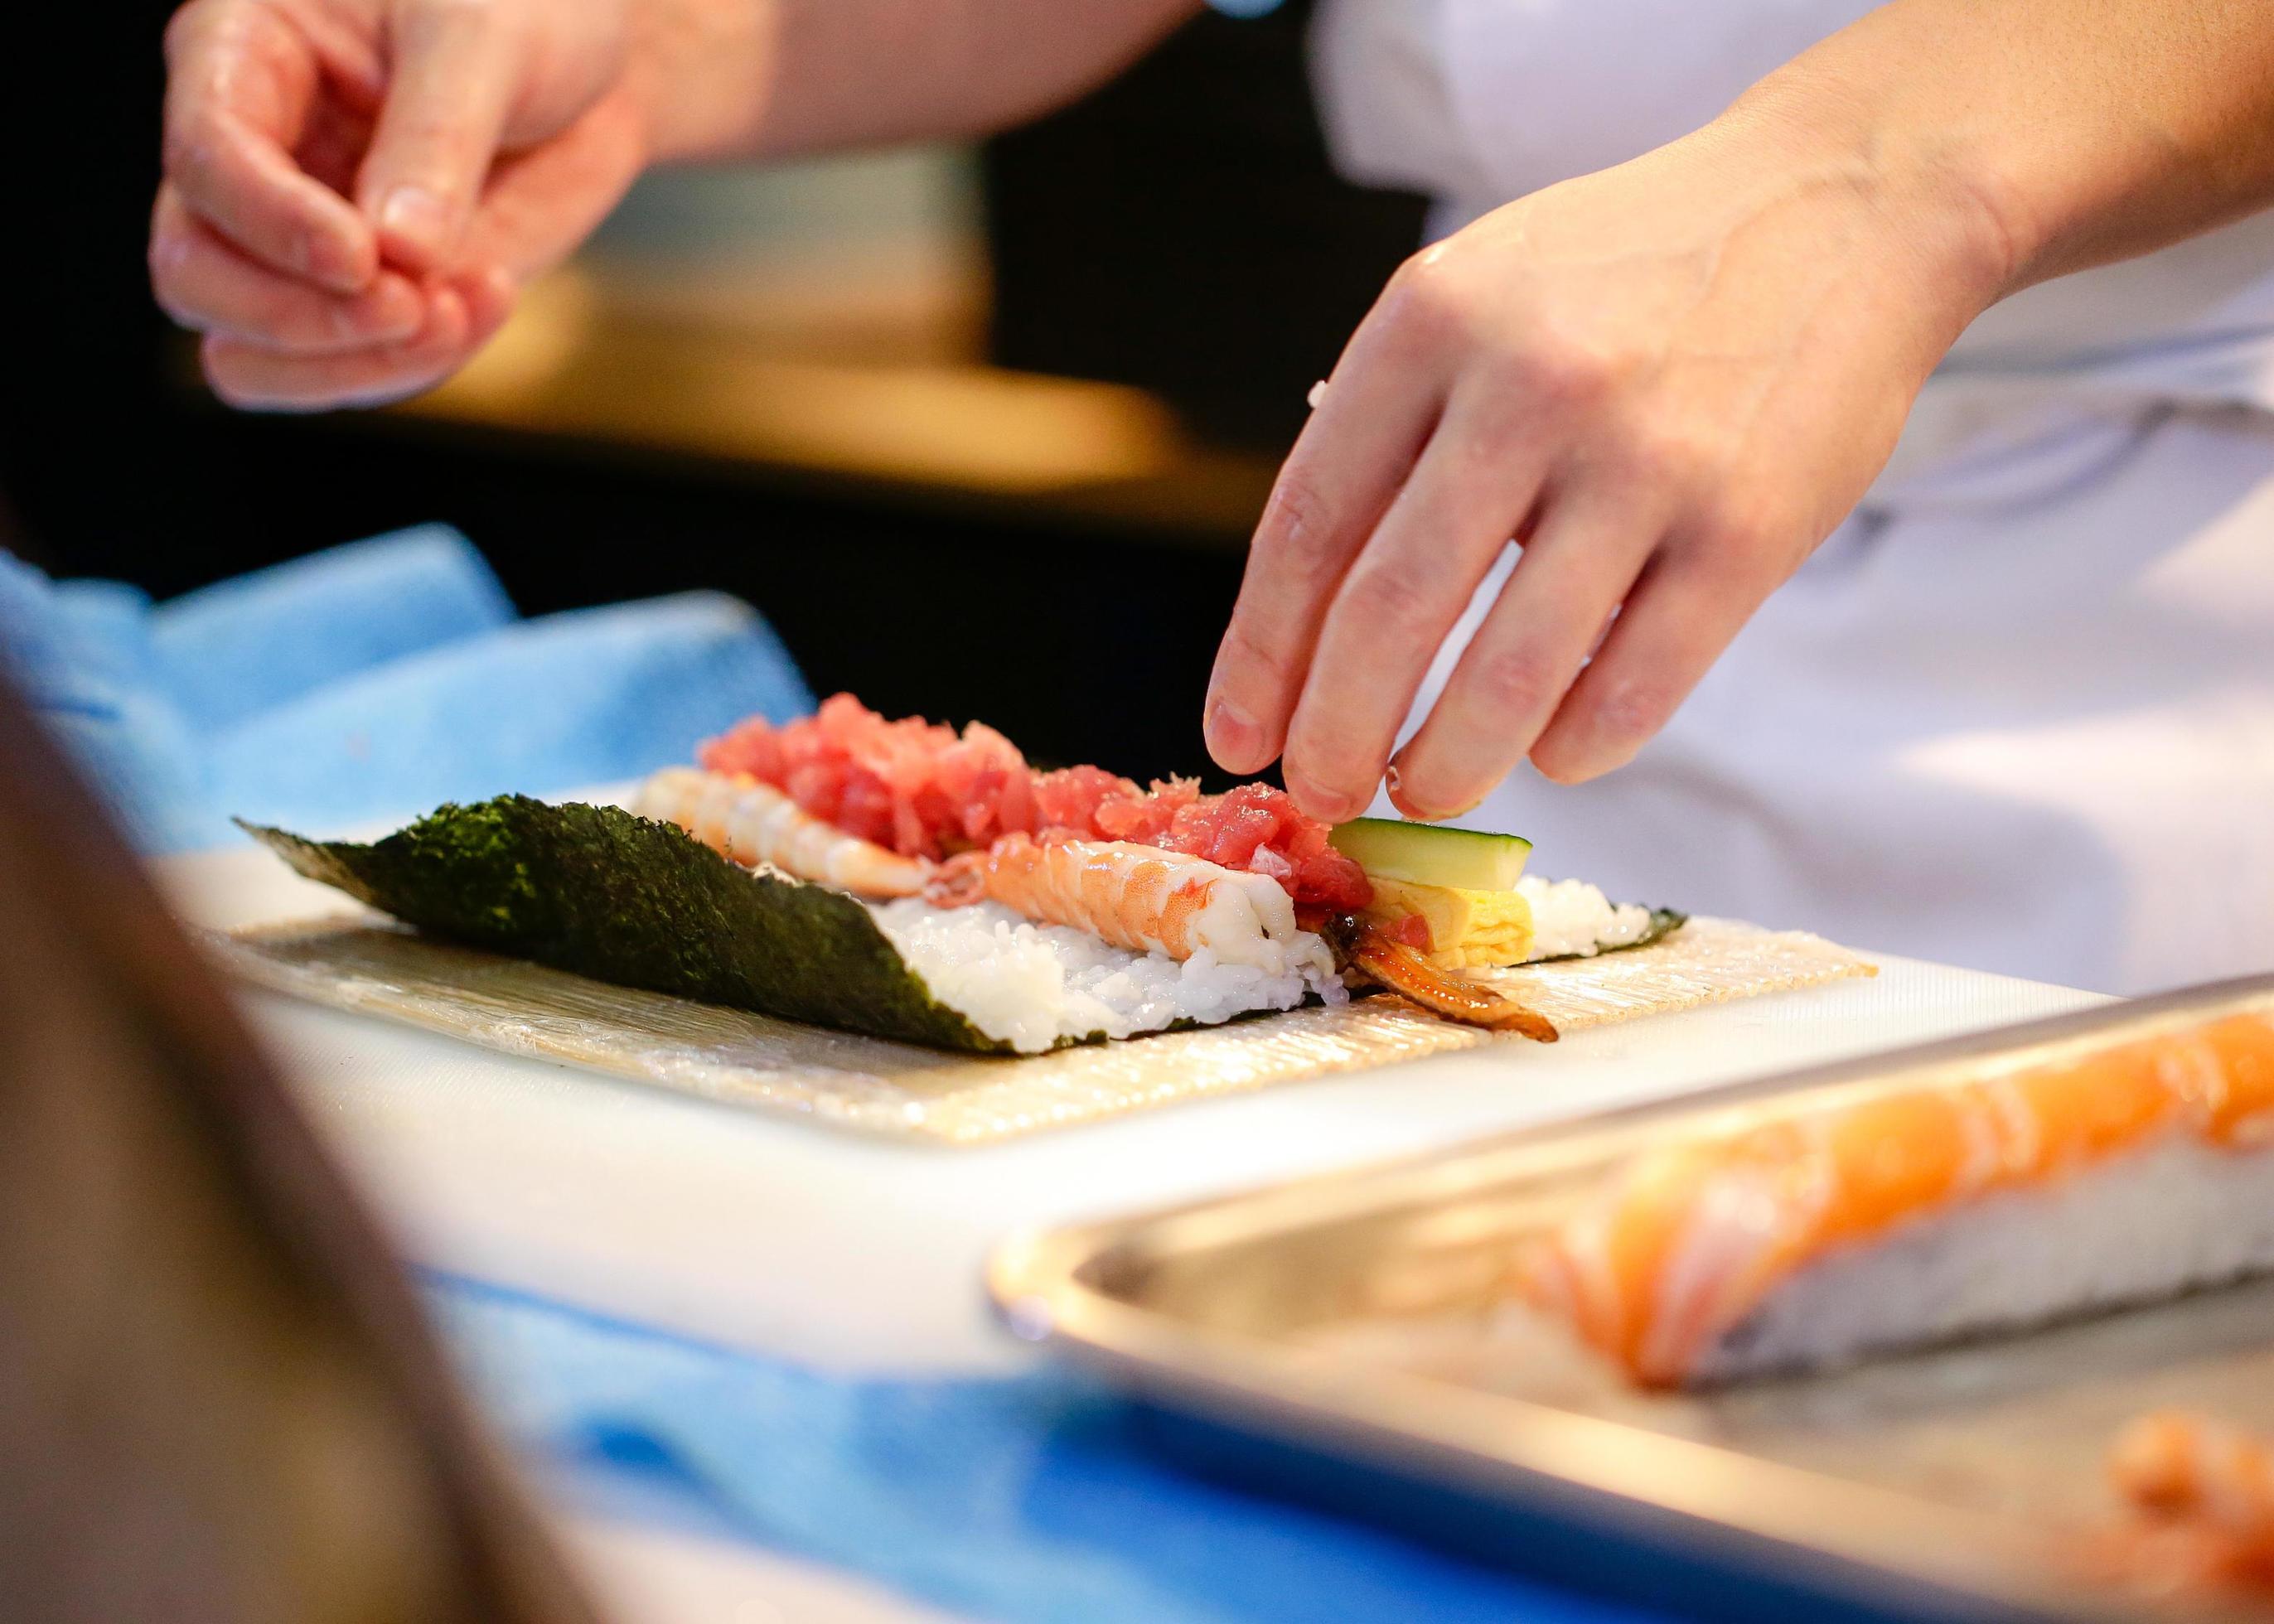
left=625, top=0, right=777, bottom=163
left=1710, top=61, right=2032, bottom=333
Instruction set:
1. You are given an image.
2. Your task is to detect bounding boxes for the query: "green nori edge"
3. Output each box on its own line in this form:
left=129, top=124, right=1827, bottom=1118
left=1526, top=906, right=1688, bottom=965
left=238, top=795, right=1012, bottom=1054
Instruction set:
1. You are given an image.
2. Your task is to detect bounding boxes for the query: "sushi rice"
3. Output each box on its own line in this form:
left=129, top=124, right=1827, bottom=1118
left=873, top=877, right=1651, bottom=1051
left=1694, top=1133, right=2274, bottom=1383
left=873, top=898, right=1346, bottom=1054
left=1519, top=876, right=1656, bottom=960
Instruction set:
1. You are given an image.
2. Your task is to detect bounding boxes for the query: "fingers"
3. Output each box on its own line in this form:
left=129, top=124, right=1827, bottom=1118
left=200, top=268, right=516, bottom=411
left=162, top=0, right=378, bottom=292
left=1527, top=545, right=1777, bottom=784
left=1275, top=393, right=1554, bottom=822
left=1386, top=488, right=1662, bottom=819
left=356, top=0, right=525, bottom=273
left=457, top=261, right=521, bottom=338
left=1204, top=308, right=1446, bottom=778
left=151, top=186, right=424, bottom=354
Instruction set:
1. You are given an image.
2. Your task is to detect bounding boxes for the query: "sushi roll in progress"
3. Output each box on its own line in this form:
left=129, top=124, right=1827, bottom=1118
left=1520, top=1013, right=2274, bottom=1385
left=671, top=698, right=1620, bottom=1037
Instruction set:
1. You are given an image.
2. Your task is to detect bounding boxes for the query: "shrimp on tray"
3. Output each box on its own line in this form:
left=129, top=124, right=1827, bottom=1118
left=2097, top=1411, right=2274, bottom=1599
left=2112, top=1412, right=2274, bottom=1539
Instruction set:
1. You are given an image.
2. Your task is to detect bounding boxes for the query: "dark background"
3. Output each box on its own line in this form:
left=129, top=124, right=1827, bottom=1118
left=0, top=2, right=1424, bottom=782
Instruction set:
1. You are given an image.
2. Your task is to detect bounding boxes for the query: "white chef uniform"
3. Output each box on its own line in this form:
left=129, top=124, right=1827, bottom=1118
left=1310, top=0, right=2274, bottom=993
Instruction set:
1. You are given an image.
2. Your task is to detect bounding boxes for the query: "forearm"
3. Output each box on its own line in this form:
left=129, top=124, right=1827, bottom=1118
left=1731, top=0, right=2274, bottom=304
left=630, top=0, right=1202, bottom=163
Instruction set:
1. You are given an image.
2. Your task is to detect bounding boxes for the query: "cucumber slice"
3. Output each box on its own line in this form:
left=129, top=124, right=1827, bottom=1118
left=1328, top=817, right=1533, bottom=892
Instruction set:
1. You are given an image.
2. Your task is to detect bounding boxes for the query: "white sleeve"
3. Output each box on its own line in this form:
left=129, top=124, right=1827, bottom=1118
left=1435, top=0, right=1884, bottom=200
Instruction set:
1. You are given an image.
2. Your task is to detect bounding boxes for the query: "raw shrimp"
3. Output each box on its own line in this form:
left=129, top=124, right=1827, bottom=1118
left=936, top=833, right=1334, bottom=981
left=634, top=767, right=931, bottom=898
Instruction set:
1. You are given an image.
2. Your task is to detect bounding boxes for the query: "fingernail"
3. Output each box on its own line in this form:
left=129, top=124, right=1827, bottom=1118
left=1206, top=698, right=1262, bottom=769
left=360, top=278, right=425, bottom=341
left=379, top=186, right=452, bottom=261
left=425, top=284, right=469, bottom=346
left=303, top=225, right=370, bottom=293
left=1285, top=769, right=1356, bottom=824
left=1386, top=762, right=1477, bottom=822
left=469, top=262, right=517, bottom=304
left=456, top=264, right=519, bottom=335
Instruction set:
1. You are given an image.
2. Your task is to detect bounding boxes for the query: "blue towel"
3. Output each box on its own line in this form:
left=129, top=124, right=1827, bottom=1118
left=435, top=1277, right=1667, bottom=1624
left=0, top=527, right=813, bottom=849
left=151, top=524, right=518, bottom=735
left=0, top=557, right=211, bottom=851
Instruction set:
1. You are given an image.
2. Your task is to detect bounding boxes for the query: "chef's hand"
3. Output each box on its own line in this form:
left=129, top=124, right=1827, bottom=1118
left=151, top=0, right=648, bottom=410
left=1203, top=109, right=2010, bottom=815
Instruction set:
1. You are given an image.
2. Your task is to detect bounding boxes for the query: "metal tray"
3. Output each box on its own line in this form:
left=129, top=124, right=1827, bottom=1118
left=990, top=974, right=2274, bottom=1624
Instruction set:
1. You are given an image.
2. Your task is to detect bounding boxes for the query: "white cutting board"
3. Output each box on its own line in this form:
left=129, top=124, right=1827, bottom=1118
left=162, top=816, right=2107, bottom=1377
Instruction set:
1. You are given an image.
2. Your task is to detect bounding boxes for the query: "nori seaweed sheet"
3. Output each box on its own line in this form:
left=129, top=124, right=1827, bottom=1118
left=241, top=796, right=1689, bottom=1053
left=239, top=796, right=1009, bottom=1054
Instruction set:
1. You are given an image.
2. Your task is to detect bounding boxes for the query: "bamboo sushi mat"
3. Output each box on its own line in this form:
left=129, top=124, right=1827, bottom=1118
left=210, top=916, right=1875, bottom=1144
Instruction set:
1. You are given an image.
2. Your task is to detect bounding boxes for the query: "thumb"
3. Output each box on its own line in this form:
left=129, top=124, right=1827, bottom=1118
left=356, top=0, right=521, bottom=274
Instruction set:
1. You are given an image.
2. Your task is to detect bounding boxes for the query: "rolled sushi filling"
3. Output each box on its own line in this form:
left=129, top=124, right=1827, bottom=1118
left=680, top=698, right=1381, bottom=1048
left=669, top=698, right=1640, bottom=1042
left=698, top=694, right=1372, bottom=918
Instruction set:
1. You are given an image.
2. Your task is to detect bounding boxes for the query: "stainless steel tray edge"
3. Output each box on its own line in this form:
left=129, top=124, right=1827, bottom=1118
left=993, top=1226, right=2112, bottom=1624
left=989, top=975, right=2274, bottom=1624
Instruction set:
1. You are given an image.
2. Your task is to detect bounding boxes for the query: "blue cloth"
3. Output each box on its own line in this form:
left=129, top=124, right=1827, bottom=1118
left=434, top=1277, right=1665, bottom=1624
left=0, top=527, right=813, bottom=850
left=150, top=524, right=518, bottom=735
left=0, top=558, right=210, bottom=851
